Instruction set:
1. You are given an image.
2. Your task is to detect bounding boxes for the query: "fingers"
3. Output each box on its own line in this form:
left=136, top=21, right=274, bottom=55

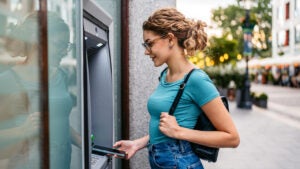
left=21, top=112, right=41, bottom=138
left=113, top=141, right=127, bottom=153
left=32, top=111, right=40, bottom=116
left=29, top=112, right=41, bottom=128
left=112, top=142, right=129, bottom=159
left=113, top=141, right=123, bottom=148
left=160, top=112, right=169, bottom=118
left=112, top=140, right=135, bottom=160
left=160, top=112, right=169, bottom=123
left=160, top=112, right=175, bottom=123
left=30, top=112, right=40, bottom=120
left=113, top=151, right=129, bottom=160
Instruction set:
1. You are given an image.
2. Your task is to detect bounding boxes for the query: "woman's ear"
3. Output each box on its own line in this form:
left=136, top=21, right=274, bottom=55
left=167, top=33, right=175, bottom=42
left=167, top=33, right=175, bottom=48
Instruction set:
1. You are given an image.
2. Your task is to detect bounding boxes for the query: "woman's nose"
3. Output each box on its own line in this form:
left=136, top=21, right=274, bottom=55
left=144, top=49, right=150, bottom=55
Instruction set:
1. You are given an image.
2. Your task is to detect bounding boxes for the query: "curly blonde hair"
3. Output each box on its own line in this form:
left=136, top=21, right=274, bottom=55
left=143, top=7, right=207, bottom=56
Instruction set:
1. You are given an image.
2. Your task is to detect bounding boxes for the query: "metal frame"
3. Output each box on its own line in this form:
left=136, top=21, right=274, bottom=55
left=82, top=1, right=114, bottom=168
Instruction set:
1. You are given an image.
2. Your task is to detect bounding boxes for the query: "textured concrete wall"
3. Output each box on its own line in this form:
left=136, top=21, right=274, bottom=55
left=128, top=0, right=176, bottom=168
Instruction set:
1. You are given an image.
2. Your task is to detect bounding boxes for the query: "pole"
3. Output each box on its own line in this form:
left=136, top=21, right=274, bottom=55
left=238, top=9, right=253, bottom=109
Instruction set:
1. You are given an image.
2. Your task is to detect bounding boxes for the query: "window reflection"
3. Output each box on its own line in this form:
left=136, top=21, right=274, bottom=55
left=0, top=4, right=81, bottom=169
left=47, top=11, right=81, bottom=169
left=0, top=3, right=41, bottom=168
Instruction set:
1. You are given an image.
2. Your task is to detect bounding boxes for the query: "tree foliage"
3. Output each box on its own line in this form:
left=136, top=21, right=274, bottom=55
left=210, top=0, right=272, bottom=60
left=204, top=34, right=239, bottom=66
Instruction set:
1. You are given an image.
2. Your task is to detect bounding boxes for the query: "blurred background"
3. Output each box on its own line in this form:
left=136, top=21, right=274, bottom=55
left=177, top=0, right=300, bottom=169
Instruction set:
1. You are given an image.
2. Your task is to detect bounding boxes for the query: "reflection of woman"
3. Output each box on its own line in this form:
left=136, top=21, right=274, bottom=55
left=0, top=25, right=39, bottom=168
left=0, top=70, right=39, bottom=163
left=114, top=8, right=239, bottom=169
left=2, top=12, right=80, bottom=169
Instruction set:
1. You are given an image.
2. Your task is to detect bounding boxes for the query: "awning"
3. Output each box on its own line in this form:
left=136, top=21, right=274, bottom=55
left=248, top=55, right=300, bottom=68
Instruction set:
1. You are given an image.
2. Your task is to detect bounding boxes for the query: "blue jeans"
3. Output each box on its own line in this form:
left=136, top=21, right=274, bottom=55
left=147, top=140, right=204, bottom=169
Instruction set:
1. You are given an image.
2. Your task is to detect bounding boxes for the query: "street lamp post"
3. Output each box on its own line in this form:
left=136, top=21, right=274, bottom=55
left=238, top=5, right=255, bottom=109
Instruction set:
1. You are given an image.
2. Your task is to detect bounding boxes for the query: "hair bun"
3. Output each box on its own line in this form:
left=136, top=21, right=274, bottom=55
left=183, top=19, right=207, bottom=56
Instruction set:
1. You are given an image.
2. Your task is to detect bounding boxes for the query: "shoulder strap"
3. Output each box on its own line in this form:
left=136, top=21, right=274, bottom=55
left=169, top=68, right=195, bottom=115
left=158, top=67, right=168, bottom=81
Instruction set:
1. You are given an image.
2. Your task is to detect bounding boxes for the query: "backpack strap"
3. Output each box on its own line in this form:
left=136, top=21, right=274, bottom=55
left=169, top=68, right=195, bottom=115
left=158, top=67, right=168, bottom=82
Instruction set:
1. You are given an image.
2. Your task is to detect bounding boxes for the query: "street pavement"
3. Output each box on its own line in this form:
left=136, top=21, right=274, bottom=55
left=203, top=83, right=300, bottom=169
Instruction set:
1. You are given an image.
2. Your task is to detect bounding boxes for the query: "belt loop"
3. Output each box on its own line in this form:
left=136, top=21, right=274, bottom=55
left=178, top=140, right=185, bottom=153
left=147, top=142, right=152, bottom=151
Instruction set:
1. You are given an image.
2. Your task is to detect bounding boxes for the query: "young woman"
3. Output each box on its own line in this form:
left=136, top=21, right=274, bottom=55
left=114, top=7, right=240, bottom=169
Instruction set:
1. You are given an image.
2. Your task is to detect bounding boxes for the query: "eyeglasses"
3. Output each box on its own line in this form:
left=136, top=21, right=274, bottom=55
left=142, top=35, right=167, bottom=52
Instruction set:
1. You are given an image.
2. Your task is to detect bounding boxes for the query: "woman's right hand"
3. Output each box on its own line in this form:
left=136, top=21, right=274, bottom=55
left=113, top=140, right=138, bottom=160
left=21, top=112, right=40, bottom=138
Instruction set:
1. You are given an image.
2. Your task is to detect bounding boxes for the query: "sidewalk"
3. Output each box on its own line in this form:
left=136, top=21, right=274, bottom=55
left=203, top=101, right=300, bottom=169
left=251, top=83, right=300, bottom=122
left=267, top=101, right=300, bottom=123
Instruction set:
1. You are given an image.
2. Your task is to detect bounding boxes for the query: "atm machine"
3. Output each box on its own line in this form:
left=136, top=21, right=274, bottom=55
left=82, top=1, right=125, bottom=169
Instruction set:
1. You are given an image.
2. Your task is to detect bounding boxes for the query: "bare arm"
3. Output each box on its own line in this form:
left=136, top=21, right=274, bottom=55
left=70, top=127, right=82, bottom=148
left=0, top=126, right=24, bottom=149
left=159, top=97, right=240, bottom=148
left=113, top=135, right=149, bottom=159
left=0, top=112, right=39, bottom=148
left=0, top=112, right=40, bottom=159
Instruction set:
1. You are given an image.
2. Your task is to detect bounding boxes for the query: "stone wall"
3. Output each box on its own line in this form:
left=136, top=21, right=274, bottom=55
left=128, top=0, right=176, bottom=168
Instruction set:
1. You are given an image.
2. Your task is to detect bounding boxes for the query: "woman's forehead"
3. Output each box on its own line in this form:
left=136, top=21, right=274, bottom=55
left=143, top=30, right=157, bottom=39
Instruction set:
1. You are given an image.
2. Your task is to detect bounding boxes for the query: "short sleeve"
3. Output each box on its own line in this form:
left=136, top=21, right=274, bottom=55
left=186, top=69, right=220, bottom=107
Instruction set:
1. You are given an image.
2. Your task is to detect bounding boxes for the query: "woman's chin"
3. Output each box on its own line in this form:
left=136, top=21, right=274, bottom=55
left=153, top=63, right=162, bottom=67
left=153, top=61, right=163, bottom=67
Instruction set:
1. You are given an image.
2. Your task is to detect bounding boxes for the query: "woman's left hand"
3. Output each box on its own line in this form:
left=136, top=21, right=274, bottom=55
left=159, top=112, right=181, bottom=138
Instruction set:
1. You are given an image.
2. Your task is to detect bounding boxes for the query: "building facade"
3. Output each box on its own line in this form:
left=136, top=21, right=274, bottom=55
left=249, top=0, right=300, bottom=86
left=271, top=0, right=300, bottom=86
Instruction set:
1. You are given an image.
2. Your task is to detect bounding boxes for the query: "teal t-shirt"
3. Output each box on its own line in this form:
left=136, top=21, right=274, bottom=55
left=147, top=69, right=220, bottom=144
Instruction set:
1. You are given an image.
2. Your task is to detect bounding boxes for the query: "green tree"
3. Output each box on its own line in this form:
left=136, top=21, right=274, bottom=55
left=204, top=34, right=239, bottom=66
left=250, top=0, right=272, bottom=58
left=210, top=0, right=272, bottom=59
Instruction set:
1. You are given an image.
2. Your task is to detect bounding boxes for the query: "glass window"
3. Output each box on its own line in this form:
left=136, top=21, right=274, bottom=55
left=296, top=0, right=300, bottom=17
left=277, top=6, right=284, bottom=21
left=296, top=24, right=300, bottom=44
left=0, top=0, right=82, bottom=168
left=0, top=1, right=42, bottom=169
left=285, top=30, right=290, bottom=46
left=47, top=0, right=82, bottom=169
left=285, top=2, right=290, bottom=20
left=277, top=30, right=290, bottom=47
left=277, top=31, right=285, bottom=47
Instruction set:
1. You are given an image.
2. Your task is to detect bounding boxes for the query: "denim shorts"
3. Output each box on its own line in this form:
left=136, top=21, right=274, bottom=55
left=147, top=140, right=204, bottom=169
